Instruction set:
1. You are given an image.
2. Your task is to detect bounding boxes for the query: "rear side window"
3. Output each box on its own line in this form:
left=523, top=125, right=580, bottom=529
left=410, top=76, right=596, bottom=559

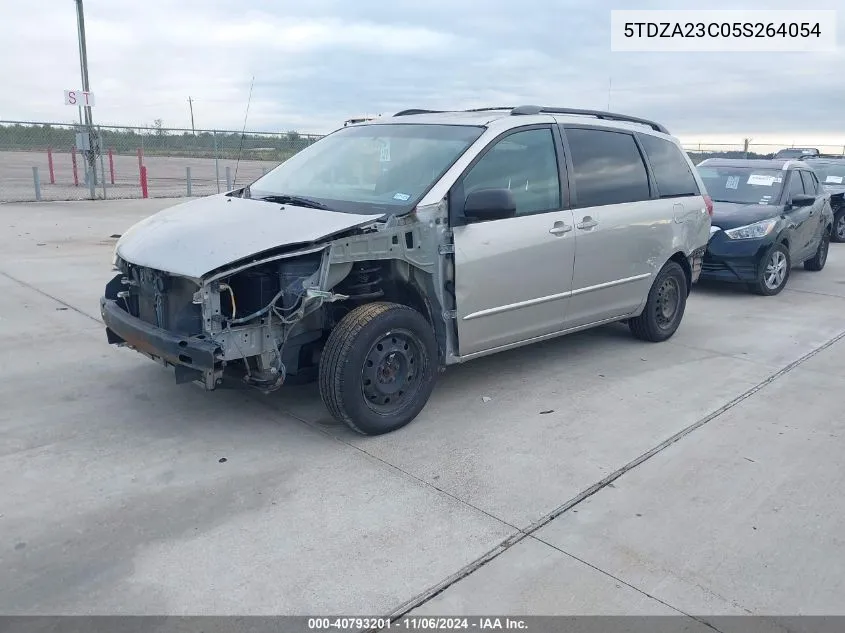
left=800, top=170, right=818, bottom=195
left=638, top=133, right=700, bottom=198
left=564, top=128, right=650, bottom=207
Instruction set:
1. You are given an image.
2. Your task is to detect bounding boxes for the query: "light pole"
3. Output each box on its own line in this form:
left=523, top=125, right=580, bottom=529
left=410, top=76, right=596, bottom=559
left=74, top=0, right=97, bottom=185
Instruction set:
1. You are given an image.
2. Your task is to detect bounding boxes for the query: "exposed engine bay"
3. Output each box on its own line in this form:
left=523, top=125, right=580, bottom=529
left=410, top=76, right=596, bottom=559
left=101, top=200, right=455, bottom=394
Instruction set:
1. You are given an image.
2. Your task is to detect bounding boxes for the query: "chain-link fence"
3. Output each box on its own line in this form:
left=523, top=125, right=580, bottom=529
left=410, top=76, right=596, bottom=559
left=0, top=120, right=324, bottom=203
left=682, top=142, right=845, bottom=164
left=2, top=120, right=844, bottom=203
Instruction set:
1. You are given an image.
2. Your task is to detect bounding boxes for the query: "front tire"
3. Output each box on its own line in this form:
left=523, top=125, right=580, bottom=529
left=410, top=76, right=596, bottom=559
left=749, top=243, right=790, bottom=296
left=804, top=227, right=830, bottom=272
left=318, top=302, right=438, bottom=436
left=629, top=261, right=688, bottom=342
left=832, top=211, right=845, bottom=244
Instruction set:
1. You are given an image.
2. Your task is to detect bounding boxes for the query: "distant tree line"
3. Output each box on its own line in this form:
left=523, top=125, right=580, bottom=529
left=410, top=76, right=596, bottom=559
left=686, top=149, right=777, bottom=164
left=0, top=122, right=323, bottom=162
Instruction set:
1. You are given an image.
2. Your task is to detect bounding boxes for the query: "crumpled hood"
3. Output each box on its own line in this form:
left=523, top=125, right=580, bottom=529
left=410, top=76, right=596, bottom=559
left=115, top=194, right=385, bottom=278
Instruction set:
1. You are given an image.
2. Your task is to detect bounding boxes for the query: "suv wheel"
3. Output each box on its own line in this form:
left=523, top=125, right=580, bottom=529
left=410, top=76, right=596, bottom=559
left=833, top=211, right=845, bottom=243
left=629, top=261, right=688, bottom=342
left=804, top=227, right=831, bottom=271
left=749, top=243, right=790, bottom=296
left=318, top=301, right=438, bottom=436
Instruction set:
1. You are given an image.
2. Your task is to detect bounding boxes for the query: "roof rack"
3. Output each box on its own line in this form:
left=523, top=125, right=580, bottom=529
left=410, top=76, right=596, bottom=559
left=393, top=107, right=513, bottom=117
left=390, top=105, right=669, bottom=134
left=393, top=109, right=446, bottom=117
left=510, top=105, right=669, bottom=134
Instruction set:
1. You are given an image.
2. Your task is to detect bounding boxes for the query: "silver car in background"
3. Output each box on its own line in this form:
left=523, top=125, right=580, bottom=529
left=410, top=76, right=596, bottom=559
left=101, top=106, right=712, bottom=435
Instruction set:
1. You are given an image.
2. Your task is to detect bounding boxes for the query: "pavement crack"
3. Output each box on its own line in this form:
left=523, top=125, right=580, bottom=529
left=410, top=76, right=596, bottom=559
left=784, top=287, right=845, bottom=301
left=371, top=326, right=845, bottom=628
left=529, top=535, right=730, bottom=630
left=249, top=396, right=522, bottom=534
left=0, top=269, right=102, bottom=324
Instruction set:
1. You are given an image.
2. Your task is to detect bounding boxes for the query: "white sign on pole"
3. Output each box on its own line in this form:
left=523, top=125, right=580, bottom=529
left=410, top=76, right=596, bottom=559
left=64, top=90, right=96, bottom=107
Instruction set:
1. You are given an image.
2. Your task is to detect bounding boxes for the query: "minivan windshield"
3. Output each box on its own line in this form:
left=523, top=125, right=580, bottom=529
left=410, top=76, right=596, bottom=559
left=246, top=123, right=485, bottom=215
left=804, top=161, right=845, bottom=186
left=696, top=166, right=785, bottom=205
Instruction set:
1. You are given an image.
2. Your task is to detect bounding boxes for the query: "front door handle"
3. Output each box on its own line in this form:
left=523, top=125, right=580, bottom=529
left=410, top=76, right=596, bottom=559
left=549, top=221, right=572, bottom=235
left=577, top=217, right=598, bottom=230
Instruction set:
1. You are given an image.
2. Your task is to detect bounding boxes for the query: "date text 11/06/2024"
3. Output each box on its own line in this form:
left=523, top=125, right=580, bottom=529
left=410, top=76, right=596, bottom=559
left=307, top=617, right=529, bottom=630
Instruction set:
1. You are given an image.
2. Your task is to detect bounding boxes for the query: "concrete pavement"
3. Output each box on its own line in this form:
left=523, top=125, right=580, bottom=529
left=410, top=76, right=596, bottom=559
left=1, top=199, right=843, bottom=624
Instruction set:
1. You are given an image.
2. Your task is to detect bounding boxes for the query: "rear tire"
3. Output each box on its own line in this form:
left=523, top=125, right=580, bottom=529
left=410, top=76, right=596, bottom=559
left=832, top=211, right=845, bottom=243
left=629, top=261, right=688, bottom=342
left=804, top=227, right=830, bottom=272
left=318, top=302, right=438, bottom=436
left=749, top=243, right=790, bottom=296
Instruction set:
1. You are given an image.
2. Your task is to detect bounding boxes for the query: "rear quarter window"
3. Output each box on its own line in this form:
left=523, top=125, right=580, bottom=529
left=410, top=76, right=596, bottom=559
left=638, top=133, right=700, bottom=198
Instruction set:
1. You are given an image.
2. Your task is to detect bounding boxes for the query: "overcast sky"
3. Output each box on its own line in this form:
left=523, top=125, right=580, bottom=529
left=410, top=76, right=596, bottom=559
left=3, top=0, right=843, bottom=146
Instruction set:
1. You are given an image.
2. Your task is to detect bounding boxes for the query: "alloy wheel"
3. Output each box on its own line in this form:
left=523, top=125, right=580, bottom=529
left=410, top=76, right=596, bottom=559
left=764, top=250, right=788, bottom=290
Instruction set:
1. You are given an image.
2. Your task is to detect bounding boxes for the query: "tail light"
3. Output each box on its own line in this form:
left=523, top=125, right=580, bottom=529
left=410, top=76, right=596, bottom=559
left=703, top=195, right=714, bottom=217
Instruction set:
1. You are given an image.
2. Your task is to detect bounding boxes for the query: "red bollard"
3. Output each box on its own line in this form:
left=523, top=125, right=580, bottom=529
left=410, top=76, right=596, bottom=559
left=47, top=148, right=55, bottom=184
left=108, top=149, right=115, bottom=184
left=140, top=165, right=149, bottom=198
left=71, top=147, right=79, bottom=186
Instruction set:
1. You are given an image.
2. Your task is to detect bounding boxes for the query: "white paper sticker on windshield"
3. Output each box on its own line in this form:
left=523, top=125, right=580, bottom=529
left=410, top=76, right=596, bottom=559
left=747, top=174, right=776, bottom=186
left=725, top=175, right=740, bottom=189
left=393, top=192, right=410, bottom=201
left=826, top=175, right=844, bottom=184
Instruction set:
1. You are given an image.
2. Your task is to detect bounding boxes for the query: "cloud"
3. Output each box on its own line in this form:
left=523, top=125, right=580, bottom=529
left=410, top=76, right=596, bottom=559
left=1, top=0, right=843, bottom=146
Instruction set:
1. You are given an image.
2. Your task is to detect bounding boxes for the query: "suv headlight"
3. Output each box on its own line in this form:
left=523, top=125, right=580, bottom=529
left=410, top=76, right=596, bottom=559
left=724, top=218, right=778, bottom=240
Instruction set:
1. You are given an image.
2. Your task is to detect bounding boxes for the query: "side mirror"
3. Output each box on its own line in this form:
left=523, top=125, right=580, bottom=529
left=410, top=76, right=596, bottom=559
left=463, top=188, right=517, bottom=221
left=790, top=194, right=815, bottom=207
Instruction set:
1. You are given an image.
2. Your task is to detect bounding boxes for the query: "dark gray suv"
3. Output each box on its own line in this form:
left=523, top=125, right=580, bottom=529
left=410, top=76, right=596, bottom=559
left=697, top=158, right=834, bottom=295
left=801, top=157, right=845, bottom=242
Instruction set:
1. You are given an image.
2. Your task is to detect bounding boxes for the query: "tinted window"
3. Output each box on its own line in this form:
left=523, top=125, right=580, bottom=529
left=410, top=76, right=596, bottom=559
left=787, top=171, right=804, bottom=199
left=565, top=128, right=650, bottom=207
left=638, top=134, right=700, bottom=197
left=800, top=170, right=818, bottom=195
left=803, top=161, right=845, bottom=185
left=462, top=128, right=561, bottom=216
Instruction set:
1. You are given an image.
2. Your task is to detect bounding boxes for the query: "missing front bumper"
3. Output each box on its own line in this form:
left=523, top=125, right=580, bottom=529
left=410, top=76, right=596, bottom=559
left=100, top=297, right=225, bottom=387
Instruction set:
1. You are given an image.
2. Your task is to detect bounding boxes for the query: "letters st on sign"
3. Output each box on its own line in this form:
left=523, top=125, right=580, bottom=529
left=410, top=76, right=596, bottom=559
left=64, top=90, right=96, bottom=107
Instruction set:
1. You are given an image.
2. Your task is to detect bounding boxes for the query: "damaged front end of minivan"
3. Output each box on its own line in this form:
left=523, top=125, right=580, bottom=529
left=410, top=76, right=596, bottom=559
left=99, top=194, right=454, bottom=396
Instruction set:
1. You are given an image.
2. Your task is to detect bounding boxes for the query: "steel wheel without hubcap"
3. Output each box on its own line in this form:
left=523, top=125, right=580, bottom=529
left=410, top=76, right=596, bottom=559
left=654, top=276, right=680, bottom=330
left=764, top=250, right=788, bottom=290
left=361, top=329, right=423, bottom=414
left=628, top=260, right=687, bottom=342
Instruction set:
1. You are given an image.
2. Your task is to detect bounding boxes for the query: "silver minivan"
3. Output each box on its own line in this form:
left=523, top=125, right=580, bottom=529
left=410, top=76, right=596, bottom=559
left=101, top=106, right=712, bottom=435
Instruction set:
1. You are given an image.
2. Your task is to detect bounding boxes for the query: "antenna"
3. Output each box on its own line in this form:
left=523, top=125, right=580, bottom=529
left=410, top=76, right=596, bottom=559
left=232, top=76, right=255, bottom=188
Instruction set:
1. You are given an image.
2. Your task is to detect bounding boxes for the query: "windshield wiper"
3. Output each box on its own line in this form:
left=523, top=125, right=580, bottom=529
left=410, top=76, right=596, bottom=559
left=253, top=194, right=331, bottom=210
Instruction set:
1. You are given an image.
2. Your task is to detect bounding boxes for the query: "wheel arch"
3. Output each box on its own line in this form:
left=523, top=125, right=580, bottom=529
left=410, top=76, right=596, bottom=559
left=330, top=258, right=448, bottom=369
left=668, top=251, right=692, bottom=296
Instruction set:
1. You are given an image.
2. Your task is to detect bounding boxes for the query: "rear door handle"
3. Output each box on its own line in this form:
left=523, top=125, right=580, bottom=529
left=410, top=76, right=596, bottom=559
left=577, top=217, right=598, bottom=230
left=549, top=221, right=572, bottom=235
